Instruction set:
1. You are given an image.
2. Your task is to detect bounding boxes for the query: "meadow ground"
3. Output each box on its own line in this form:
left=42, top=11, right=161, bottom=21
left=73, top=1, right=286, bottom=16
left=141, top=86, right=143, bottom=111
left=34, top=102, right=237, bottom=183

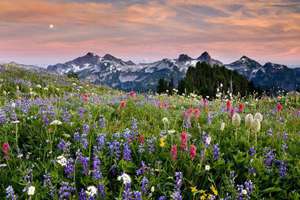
left=0, top=65, right=299, bottom=199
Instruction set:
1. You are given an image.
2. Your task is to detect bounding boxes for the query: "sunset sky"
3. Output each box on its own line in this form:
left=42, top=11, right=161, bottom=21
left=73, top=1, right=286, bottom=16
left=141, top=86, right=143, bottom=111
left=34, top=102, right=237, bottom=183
left=0, top=0, right=300, bottom=67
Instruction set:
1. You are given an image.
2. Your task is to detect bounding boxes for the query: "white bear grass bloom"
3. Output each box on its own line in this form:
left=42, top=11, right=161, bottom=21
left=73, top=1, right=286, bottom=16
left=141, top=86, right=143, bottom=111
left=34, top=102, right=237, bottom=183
left=232, top=113, right=241, bottom=127
left=245, top=114, right=254, bottom=128
left=251, top=119, right=261, bottom=133
left=254, top=112, right=263, bottom=122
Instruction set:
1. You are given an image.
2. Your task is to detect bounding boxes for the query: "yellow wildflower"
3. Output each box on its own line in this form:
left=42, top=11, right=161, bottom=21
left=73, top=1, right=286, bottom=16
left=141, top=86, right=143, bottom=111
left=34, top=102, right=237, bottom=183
left=200, top=190, right=207, bottom=200
left=190, top=186, right=198, bottom=194
left=210, top=185, right=218, bottom=196
left=159, top=137, right=166, bottom=147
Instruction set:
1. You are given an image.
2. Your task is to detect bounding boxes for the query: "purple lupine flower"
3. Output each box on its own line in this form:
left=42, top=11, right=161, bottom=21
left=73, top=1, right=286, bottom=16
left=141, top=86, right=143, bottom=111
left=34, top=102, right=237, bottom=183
left=99, top=115, right=106, bottom=128
left=171, top=191, right=182, bottom=200
left=78, top=107, right=85, bottom=119
left=123, top=129, right=134, bottom=142
left=141, top=176, right=149, bottom=193
left=109, top=164, right=118, bottom=177
left=43, top=173, right=52, bottom=187
left=58, top=182, right=75, bottom=200
left=248, top=167, right=256, bottom=175
left=79, top=188, right=87, bottom=200
left=175, top=172, right=183, bottom=190
left=236, top=184, right=245, bottom=200
left=74, top=132, right=81, bottom=142
left=57, top=139, right=66, bottom=151
left=131, top=118, right=138, bottom=130
left=43, top=173, right=55, bottom=197
left=248, top=147, right=256, bottom=157
left=133, top=191, right=142, bottom=200
left=6, top=185, right=16, bottom=200
left=82, top=124, right=90, bottom=135
left=266, top=128, right=273, bottom=136
left=158, top=196, right=167, bottom=200
left=208, top=195, right=216, bottom=200
left=42, top=114, right=50, bottom=125
left=77, top=153, right=89, bottom=175
left=183, top=117, right=191, bottom=129
left=236, top=180, right=254, bottom=200
left=213, top=144, right=220, bottom=160
left=207, top=112, right=213, bottom=125
left=97, top=184, right=105, bottom=199
left=203, top=132, right=211, bottom=148
left=92, top=156, right=102, bottom=180
left=244, top=180, right=254, bottom=194
left=64, top=158, right=75, bottom=178
left=10, top=111, right=18, bottom=122
left=138, top=144, right=145, bottom=154
left=23, top=169, right=33, bottom=183
left=80, top=134, right=89, bottom=149
left=123, top=142, right=132, bottom=161
left=264, top=149, right=275, bottom=168
left=96, top=135, right=106, bottom=151
left=108, top=141, right=121, bottom=159
left=147, top=137, right=156, bottom=153
left=136, top=161, right=148, bottom=176
left=277, top=160, right=287, bottom=177
left=122, top=183, right=132, bottom=200
left=62, top=109, right=71, bottom=123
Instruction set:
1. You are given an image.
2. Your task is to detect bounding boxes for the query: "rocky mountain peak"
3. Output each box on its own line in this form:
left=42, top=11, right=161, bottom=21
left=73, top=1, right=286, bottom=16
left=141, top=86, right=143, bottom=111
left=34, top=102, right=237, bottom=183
left=178, top=54, right=192, bottom=62
left=197, top=51, right=211, bottom=61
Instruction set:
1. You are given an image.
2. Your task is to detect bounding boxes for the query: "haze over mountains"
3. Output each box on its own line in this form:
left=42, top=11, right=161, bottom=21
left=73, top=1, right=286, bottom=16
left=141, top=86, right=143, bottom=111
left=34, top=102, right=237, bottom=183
left=46, top=52, right=300, bottom=92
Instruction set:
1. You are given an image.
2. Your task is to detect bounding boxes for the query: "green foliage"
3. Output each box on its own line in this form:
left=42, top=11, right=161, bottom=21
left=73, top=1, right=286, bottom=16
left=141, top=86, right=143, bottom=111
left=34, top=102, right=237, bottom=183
left=178, top=62, right=258, bottom=97
left=157, top=78, right=174, bottom=94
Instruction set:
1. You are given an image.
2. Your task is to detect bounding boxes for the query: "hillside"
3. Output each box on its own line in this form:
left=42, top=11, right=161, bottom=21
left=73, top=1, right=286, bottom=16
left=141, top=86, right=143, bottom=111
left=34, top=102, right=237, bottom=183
left=0, top=64, right=299, bottom=199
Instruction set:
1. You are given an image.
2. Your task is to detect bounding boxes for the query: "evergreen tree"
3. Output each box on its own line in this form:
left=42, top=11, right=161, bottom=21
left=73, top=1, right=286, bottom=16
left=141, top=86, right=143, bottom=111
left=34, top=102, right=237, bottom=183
left=157, top=78, right=169, bottom=94
left=178, top=62, right=257, bottom=98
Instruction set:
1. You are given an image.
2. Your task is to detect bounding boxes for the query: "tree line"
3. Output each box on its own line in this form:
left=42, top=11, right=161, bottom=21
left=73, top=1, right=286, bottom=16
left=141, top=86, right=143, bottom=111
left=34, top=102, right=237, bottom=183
left=157, top=62, right=258, bottom=97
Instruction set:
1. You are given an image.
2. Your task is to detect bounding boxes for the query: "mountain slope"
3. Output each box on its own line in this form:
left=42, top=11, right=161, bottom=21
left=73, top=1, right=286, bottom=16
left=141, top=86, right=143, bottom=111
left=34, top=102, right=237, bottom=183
left=47, top=52, right=300, bottom=92
left=47, top=52, right=223, bottom=91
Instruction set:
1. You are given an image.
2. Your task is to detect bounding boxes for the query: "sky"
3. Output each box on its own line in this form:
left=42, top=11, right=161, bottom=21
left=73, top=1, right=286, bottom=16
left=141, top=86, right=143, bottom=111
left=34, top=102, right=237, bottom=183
left=0, top=0, right=300, bottom=67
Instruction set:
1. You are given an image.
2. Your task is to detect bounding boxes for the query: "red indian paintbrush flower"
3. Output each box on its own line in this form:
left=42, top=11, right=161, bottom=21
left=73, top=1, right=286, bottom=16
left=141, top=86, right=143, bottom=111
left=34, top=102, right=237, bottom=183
left=190, top=144, right=197, bottom=160
left=238, top=103, right=245, bottom=113
left=138, top=134, right=145, bottom=144
left=180, top=131, right=188, bottom=150
left=2, top=142, right=10, bottom=156
left=171, top=144, right=177, bottom=160
left=120, top=100, right=126, bottom=109
left=193, top=108, right=200, bottom=119
left=82, top=93, right=89, bottom=103
left=277, top=103, right=283, bottom=112
left=226, top=100, right=231, bottom=111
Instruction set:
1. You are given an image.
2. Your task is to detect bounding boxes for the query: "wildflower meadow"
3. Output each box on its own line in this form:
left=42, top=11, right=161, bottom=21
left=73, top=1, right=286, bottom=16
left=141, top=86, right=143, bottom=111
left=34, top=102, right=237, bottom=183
left=0, top=66, right=299, bottom=199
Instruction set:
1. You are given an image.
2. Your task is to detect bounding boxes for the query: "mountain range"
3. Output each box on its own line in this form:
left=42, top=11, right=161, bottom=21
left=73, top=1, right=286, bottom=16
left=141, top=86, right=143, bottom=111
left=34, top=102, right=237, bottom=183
left=46, top=52, right=300, bottom=92
left=1, top=52, right=299, bottom=92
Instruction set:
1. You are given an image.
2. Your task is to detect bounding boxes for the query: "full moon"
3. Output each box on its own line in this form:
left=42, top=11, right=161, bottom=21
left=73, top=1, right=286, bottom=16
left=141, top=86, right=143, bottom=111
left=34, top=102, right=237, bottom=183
left=49, top=24, right=54, bottom=29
